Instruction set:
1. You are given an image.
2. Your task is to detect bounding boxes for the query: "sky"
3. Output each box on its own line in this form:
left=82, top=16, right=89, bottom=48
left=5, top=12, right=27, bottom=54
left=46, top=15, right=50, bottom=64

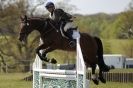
left=46, top=0, right=132, bottom=15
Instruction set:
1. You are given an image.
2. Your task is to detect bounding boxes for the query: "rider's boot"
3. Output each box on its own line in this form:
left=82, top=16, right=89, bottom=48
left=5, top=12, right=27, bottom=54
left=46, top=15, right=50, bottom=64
left=66, top=29, right=76, bottom=47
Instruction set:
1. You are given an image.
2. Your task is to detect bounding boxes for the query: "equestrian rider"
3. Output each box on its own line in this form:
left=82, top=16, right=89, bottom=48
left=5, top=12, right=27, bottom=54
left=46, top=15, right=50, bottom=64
left=45, top=2, right=76, bottom=47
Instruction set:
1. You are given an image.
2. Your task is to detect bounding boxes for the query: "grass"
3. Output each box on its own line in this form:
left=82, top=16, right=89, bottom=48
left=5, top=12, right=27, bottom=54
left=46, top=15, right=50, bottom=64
left=0, top=73, right=32, bottom=88
left=90, top=81, right=133, bottom=88
left=88, top=68, right=133, bottom=73
left=0, top=73, right=133, bottom=88
left=109, top=68, right=133, bottom=73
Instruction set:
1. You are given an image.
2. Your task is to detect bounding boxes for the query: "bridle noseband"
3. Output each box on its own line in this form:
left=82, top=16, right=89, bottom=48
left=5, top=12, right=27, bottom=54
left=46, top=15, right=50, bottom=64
left=19, top=21, right=30, bottom=41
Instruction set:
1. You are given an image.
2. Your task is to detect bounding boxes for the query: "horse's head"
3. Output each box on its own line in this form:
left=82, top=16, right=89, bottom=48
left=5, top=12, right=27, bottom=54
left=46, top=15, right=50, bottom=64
left=19, top=15, right=57, bottom=44
left=19, top=15, right=33, bottom=44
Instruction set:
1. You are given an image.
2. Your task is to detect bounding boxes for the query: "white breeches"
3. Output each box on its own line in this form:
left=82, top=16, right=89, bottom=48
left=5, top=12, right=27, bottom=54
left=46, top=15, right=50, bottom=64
left=63, top=22, right=76, bottom=32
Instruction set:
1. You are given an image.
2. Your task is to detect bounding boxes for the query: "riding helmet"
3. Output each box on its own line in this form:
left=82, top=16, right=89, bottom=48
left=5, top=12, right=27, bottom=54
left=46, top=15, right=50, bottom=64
left=45, top=2, right=55, bottom=8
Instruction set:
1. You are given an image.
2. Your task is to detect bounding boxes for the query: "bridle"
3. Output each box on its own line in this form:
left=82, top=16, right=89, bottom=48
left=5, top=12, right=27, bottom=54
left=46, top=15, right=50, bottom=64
left=19, top=20, right=30, bottom=41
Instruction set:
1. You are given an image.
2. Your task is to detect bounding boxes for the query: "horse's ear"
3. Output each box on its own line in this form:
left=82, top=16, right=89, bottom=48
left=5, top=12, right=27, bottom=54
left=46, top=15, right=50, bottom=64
left=20, top=15, right=28, bottom=20
left=20, top=15, right=28, bottom=22
left=20, top=15, right=24, bottom=20
left=24, top=15, right=28, bottom=20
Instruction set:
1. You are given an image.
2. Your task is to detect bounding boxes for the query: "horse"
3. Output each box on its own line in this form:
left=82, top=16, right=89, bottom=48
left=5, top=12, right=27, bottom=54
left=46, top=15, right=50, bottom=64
left=18, top=15, right=108, bottom=85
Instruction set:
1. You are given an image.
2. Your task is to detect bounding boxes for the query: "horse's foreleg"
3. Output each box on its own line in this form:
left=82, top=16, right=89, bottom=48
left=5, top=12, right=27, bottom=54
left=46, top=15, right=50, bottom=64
left=91, top=64, right=99, bottom=85
left=41, top=47, right=53, bottom=58
left=98, top=69, right=106, bottom=83
left=35, top=44, right=49, bottom=62
left=42, top=47, right=57, bottom=64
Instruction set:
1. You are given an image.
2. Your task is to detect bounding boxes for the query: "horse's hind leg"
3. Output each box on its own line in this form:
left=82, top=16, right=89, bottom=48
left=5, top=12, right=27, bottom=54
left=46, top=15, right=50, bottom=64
left=91, top=64, right=99, bottom=85
left=98, top=69, right=106, bottom=83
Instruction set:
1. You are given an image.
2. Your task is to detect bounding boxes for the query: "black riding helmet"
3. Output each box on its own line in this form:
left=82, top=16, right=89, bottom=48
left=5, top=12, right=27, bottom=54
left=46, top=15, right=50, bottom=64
left=45, top=2, right=55, bottom=9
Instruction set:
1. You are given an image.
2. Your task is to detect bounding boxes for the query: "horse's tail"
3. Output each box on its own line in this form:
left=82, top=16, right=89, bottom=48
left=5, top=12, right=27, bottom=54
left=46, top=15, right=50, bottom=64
left=94, top=36, right=110, bottom=72
left=94, top=36, right=105, bottom=65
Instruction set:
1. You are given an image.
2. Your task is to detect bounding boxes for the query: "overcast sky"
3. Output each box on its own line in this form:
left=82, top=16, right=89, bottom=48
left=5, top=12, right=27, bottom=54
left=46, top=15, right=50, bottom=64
left=46, top=0, right=132, bottom=15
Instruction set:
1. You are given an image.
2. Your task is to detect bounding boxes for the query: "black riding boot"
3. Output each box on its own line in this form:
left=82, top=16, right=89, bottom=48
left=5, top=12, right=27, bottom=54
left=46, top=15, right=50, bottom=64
left=66, top=29, right=76, bottom=47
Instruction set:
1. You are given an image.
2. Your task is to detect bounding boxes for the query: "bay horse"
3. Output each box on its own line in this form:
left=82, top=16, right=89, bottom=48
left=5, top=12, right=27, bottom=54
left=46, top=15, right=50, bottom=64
left=18, top=15, right=108, bottom=85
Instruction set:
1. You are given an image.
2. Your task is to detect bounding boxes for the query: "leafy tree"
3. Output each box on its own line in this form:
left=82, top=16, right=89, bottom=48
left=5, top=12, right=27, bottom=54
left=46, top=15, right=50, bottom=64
left=0, top=0, right=43, bottom=72
left=115, top=0, right=133, bottom=39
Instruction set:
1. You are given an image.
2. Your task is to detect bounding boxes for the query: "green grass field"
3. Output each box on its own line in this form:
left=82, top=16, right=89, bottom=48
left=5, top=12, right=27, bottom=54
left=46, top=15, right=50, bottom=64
left=0, top=73, right=32, bottom=88
left=0, top=73, right=133, bottom=88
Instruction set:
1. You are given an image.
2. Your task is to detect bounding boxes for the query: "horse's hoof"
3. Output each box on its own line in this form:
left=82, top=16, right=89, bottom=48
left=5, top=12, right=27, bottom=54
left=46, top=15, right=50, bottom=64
left=92, top=79, right=99, bottom=85
left=98, top=77, right=106, bottom=83
left=42, top=53, right=46, bottom=57
left=49, top=58, right=57, bottom=64
left=40, top=57, right=48, bottom=62
left=101, top=65, right=110, bottom=72
left=40, top=57, right=45, bottom=61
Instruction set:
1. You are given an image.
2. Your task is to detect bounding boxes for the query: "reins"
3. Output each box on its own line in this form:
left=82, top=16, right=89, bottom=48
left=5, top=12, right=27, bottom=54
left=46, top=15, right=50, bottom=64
left=41, top=20, right=59, bottom=36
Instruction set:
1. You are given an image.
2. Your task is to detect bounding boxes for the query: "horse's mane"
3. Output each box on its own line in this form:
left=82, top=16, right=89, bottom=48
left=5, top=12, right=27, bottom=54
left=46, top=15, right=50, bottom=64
left=27, top=17, right=54, bottom=23
left=28, top=16, right=47, bottom=20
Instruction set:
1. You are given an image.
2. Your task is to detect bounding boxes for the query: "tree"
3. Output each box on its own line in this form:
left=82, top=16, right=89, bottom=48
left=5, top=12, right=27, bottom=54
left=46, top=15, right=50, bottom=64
left=56, top=0, right=77, bottom=13
left=116, top=0, right=133, bottom=39
left=0, top=0, right=42, bottom=72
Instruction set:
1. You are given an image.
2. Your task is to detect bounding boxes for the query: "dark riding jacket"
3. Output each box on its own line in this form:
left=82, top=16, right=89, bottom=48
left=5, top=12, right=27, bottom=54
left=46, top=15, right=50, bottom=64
left=50, top=9, right=73, bottom=23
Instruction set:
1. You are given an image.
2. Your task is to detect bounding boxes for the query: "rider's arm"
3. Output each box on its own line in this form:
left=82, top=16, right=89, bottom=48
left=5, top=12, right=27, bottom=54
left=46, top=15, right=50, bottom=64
left=57, top=9, right=73, bottom=21
left=64, top=12, right=73, bottom=19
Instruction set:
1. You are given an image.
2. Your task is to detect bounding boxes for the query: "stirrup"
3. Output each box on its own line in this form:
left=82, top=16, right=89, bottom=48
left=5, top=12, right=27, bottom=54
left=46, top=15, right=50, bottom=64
left=69, top=41, right=76, bottom=47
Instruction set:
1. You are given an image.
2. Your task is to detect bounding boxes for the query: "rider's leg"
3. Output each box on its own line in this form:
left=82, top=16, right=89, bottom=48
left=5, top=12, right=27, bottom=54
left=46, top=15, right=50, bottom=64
left=65, top=29, right=76, bottom=47
left=63, top=22, right=77, bottom=47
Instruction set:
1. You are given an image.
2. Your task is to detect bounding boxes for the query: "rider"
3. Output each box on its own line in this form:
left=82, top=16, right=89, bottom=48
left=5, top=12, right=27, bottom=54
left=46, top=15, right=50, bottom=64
left=45, top=1, right=76, bottom=47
